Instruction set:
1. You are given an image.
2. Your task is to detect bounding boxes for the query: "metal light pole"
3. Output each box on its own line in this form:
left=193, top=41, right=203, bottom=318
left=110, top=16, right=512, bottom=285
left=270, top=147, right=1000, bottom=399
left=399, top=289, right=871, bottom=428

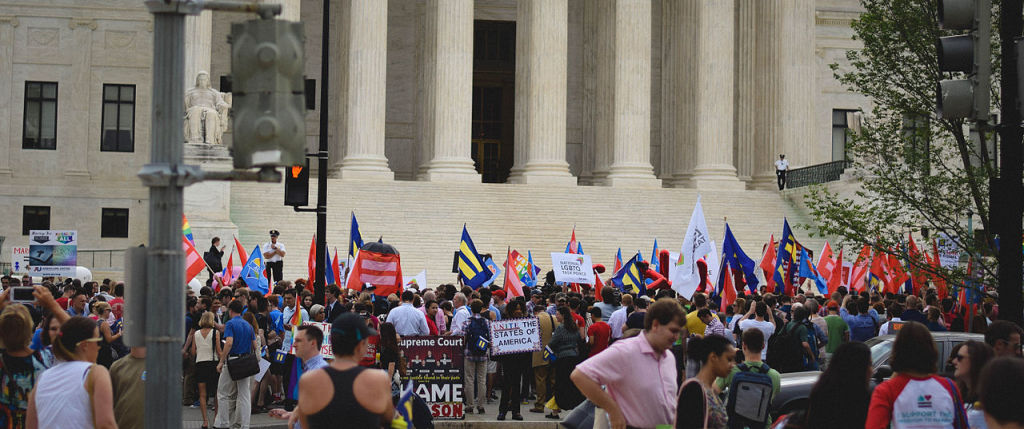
left=141, top=2, right=188, bottom=426
left=997, top=0, right=1023, bottom=326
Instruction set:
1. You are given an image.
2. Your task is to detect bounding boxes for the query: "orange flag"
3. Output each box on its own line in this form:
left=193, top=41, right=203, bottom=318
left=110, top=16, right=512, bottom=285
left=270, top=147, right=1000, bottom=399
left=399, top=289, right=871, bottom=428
left=849, top=245, right=872, bottom=293
left=827, top=248, right=843, bottom=295
left=817, top=242, right=836, bottom=284
left=759, top=235, right=777, bottom=293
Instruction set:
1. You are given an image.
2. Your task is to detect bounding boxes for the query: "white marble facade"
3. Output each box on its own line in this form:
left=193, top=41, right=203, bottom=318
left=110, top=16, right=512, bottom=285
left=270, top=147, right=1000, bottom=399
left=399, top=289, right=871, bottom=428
left=0, top=0, right=870, bottom=266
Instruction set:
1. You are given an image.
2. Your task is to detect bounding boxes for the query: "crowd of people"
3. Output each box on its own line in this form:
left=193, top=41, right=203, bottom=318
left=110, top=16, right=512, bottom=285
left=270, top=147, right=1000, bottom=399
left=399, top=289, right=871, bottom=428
left=3, top=252, right=1024, bottom=429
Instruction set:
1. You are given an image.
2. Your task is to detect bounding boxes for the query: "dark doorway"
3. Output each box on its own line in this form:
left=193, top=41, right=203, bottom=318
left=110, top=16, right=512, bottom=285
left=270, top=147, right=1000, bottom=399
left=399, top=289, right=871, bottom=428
left=472, top=20, right=515, bottom=183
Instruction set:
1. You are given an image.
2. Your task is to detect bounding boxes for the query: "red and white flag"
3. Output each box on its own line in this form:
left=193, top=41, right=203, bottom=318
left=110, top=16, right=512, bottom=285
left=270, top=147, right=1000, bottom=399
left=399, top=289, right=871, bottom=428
left=183, top=235, right=207, bottom=283
left=817, top=242, right=836, bottom=282
left=346, top=249, right=403, bottom=297
left=827, top=248, right=843, bottom=295
left=849, top=245, right=872, bottom=293
left=503, top=248, right=524, bottom=298
left=759, top=235, right=777, bottom=293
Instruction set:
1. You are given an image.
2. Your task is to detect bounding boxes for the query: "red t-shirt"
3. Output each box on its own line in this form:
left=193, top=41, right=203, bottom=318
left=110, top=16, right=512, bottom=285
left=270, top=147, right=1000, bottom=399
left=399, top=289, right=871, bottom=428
left=865, top=373, right=964, bottom=429
left=56, top=297, right=69, bottom=310
left=586, top=321, right=612, bottom=357
left=572, top=312, right=586, bottom=330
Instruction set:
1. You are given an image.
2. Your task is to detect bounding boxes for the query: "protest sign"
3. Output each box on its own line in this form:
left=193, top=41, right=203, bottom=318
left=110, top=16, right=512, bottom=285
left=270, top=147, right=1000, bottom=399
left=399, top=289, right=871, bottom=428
left=11, top=247, right=29, bottom=274
left=28, top=230, right=77, bottom=276
left=550, top=252, right=593, bottom=284
left=290, top=322, right=333, bottom=359
left=937, top=233, right=960, bottom=268
left=489, top=317, right=542, bottom=356
left=400, top=336, right=465, bottom=419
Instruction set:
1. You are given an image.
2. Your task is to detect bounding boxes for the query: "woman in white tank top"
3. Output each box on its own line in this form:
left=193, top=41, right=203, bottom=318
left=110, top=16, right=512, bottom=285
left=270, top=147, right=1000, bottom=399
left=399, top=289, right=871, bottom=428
left=26, top=316, right=118, bottom=429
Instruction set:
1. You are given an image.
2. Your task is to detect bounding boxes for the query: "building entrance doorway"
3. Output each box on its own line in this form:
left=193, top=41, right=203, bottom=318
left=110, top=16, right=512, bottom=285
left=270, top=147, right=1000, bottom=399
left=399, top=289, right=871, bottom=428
left=472, top=20, right=515, bottom=183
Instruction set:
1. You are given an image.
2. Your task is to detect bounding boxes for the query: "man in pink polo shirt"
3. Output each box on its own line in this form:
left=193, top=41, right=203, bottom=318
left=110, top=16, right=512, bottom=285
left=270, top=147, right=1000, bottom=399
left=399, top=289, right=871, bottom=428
left=572, top=298, right=686, bottom=429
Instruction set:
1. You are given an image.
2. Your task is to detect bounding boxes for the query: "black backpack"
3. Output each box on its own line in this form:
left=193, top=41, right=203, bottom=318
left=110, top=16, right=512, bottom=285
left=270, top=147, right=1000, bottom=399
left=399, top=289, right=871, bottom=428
left=726, top=363, right=775, bottom=429
left=465, top=317, right=490, bottom=356
left=765, top=323, right=804, bottom=373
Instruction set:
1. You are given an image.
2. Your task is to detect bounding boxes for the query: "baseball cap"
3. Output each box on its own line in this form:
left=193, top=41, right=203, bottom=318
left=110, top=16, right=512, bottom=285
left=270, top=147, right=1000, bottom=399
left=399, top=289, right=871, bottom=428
left=331, top=313, right=378, bottom=344
left=269, top=230, right=280, bottom=237
left=493, top=290, right=506, bottom=300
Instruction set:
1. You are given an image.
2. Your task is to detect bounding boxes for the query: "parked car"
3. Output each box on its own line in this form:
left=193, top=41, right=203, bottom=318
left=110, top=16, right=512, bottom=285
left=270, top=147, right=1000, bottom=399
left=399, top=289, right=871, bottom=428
left=769, top=332, right=983, bottom=417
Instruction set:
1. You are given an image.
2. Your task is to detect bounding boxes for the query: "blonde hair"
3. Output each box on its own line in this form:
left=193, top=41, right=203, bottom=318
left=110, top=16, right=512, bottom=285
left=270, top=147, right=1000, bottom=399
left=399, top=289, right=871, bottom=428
left=93, top=301, right=111, bottom=315
left=0, top=305, right=34, bottom=350
left=199, top=311, right=216, bottom=329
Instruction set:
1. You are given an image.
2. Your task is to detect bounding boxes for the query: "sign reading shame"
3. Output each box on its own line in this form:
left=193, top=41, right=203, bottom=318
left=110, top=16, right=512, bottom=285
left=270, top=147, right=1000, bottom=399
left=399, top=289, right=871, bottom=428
left=550, top=252, right=594, bottom=284
left=489, top=317, right=542, bottom=356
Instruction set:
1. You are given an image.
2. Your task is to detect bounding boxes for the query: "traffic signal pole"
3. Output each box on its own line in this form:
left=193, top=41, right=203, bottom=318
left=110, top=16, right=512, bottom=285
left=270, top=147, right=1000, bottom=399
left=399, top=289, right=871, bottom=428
left=998, top=0, right=1023, bottom=326
left=313, top=0, right=330, bottom=306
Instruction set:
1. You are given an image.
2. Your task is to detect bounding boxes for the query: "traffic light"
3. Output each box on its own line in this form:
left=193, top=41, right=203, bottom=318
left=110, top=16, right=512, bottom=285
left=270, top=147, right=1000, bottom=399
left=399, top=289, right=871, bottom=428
left=936, top=0, right=991, bottom=121
left=284, top=160, right=309, bottom=207
left=229, top=19, right=307, bottom=169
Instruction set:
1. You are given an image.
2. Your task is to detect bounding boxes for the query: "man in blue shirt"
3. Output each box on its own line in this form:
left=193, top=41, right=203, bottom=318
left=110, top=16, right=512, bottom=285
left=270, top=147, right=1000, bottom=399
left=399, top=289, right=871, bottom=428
left=215, top=300, right=257, bottom=429
left=840, top=295, right=878, bottom=342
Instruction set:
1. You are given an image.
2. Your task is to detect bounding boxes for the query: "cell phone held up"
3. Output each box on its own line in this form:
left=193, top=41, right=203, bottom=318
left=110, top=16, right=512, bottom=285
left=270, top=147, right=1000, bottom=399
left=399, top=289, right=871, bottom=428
left=10, top=286, right=35, bottom=304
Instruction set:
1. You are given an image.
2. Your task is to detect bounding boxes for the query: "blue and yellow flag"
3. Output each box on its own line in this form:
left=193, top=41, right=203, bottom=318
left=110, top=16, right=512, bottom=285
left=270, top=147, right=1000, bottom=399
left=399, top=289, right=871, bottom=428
left=721, top=223, right=759, bottom=293
left=458, top=225, right=492, bottom=288
left=395, top=380, right=416, bottom=428
left=239, top=245, right=269, bottom=295
left=611, top=252, right=646, bottom=295
left=772, top=219, right=799, bottom=295
left=349, top=213, right=364, bottom=257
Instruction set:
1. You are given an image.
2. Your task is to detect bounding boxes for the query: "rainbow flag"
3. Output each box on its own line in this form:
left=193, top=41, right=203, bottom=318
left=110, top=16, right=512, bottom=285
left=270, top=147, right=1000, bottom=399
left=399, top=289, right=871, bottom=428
left=182, top=214, right=195, bottom=246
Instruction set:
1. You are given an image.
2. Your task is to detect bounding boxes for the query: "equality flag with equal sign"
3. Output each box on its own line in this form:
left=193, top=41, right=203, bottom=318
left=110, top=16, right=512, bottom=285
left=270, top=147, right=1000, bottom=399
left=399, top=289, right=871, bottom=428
left=346, top=242, right=403, bottom=297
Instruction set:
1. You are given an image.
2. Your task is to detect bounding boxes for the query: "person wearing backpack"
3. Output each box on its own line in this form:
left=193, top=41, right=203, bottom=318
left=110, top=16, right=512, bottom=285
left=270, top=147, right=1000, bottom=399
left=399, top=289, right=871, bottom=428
left=773, top=306, right=818, bottom=372
left=462, top=299, right=491, bottom=415
left=715, top=328, right=780, bottom=429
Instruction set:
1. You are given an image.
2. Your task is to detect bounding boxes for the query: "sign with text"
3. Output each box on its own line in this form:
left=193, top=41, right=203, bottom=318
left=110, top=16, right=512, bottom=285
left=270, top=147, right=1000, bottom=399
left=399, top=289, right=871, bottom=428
left=936, top=233, right=960, bottom=268
left=400, top=336, right=465, bottom=419
left=489, top=317, right=542, bottom=356
left=28, top=230, right=77, bottom=276
left=289, top=322, right=333, bottom=359
left=550, top=252, right=594, bottom=284
left=11, top=247, right=29, bottom=274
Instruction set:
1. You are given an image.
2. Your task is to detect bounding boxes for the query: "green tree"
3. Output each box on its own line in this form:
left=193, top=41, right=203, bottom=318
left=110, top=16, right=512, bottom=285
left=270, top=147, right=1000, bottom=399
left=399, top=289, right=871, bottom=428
left=802, top=0, right=998, bottom=287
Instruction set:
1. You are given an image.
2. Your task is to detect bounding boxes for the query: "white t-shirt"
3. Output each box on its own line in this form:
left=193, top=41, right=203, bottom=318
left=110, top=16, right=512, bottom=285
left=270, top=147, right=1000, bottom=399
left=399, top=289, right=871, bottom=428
left=739, top=318, right=776, bottom=359
left=262, top=241, right=286, bottom=262
left=775, top=159, right=789, bottom=171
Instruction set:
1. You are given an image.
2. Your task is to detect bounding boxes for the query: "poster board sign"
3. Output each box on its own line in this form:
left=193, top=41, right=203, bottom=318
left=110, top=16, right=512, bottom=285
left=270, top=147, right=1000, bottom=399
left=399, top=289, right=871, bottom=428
left=400, top=336, right=465, bottom=419
left=936, top=233, right=960, bottom=268
left=289, top=322, right=333, bottom=359
left=489, top=317, right=542, bottom=356
left=550, top=253, right=593, bottom=284
left=840, top=261, right=853, bottom=287
left=28, top=230, right=77, bottom=276
left=11, top=246, right=30, bottom=274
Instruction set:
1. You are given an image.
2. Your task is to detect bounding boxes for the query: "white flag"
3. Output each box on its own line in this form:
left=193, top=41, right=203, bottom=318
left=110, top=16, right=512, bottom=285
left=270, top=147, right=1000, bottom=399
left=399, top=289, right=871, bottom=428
left=672, top=198, right=712, bottom=299
left=706, top=240, right=719, bottom=291
left=403, top=269, right=428, bottom=290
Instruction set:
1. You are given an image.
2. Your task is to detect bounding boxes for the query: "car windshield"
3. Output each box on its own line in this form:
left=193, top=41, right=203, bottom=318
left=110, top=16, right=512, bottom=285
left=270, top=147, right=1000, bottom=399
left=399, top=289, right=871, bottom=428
left=866, top=337, right=893, bottom=368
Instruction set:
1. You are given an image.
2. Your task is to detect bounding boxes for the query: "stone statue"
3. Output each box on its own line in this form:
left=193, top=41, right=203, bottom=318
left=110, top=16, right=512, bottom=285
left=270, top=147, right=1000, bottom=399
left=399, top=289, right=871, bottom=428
left=184, top=71, right=231, bottom=145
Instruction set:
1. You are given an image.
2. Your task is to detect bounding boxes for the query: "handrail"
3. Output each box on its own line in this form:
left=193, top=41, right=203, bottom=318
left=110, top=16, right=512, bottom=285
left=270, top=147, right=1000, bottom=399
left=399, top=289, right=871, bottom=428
left=787, top=160, right=853, bottom=188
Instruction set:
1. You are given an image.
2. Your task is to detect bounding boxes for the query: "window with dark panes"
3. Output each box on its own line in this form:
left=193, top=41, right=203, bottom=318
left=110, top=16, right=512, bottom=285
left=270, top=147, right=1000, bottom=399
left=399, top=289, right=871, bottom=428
left=23, top=82, right=58, bottom=150
left=101, top=84, right=136, bottom=152
left=22, top=206, right=51, bottom=235
left=101, top=208, right=129, bottom=238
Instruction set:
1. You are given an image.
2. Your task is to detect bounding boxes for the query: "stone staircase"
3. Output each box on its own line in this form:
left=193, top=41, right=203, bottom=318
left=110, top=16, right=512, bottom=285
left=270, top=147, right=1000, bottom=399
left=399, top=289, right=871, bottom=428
left=229, top=179, right=826, bottom=285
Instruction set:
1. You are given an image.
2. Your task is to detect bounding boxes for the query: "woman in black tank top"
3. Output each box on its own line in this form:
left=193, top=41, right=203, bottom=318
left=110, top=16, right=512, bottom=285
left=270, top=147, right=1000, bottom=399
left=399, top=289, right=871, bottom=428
left=306, top=366, right=380, bottom=428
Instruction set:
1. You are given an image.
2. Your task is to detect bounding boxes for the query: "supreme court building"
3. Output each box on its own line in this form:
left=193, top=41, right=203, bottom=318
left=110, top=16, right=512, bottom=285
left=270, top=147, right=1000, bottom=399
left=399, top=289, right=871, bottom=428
left=0, top=0, right=867, bottom=280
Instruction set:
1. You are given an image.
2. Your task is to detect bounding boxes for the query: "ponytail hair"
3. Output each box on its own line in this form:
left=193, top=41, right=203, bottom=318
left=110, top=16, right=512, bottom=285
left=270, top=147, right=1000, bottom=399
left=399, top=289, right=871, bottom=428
left=53, top=316, right=97, bottom=361
left=686, top=334, right=733, bottom=364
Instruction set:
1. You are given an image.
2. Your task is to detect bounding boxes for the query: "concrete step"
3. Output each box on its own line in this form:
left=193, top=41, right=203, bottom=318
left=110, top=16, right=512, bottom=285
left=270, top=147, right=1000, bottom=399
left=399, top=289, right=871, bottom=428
left=230, top=179, right=827, bottom=284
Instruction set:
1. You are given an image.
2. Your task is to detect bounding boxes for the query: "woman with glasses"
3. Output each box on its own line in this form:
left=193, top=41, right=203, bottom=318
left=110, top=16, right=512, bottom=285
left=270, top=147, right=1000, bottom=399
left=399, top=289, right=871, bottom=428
left=27, top=316, right=118, bottom=429
left=953, top=340, right=995, bottom=428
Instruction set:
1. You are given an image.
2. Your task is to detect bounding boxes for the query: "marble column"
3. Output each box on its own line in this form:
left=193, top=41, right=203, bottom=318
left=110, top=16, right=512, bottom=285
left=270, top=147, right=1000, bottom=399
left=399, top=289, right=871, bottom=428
left=751, top=0, right=815, bottom=189
left=687, top=0, right=743, bottom=190
left=592, top=0, right=660, bottom=188
left=416, top=0, right=479, bottom=182
left=183, top=10, right=212, bottom=91
left=733, top=0, right=757, bottom=183
left=0, top=16, right=17, bottom=178
left=507, top=0, right=576, bottom=185
left=335, top=0, right=393, bottom=180
left=65, top=18, right=96, bottom=179
left=661, top=0, right=697, bottom=186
